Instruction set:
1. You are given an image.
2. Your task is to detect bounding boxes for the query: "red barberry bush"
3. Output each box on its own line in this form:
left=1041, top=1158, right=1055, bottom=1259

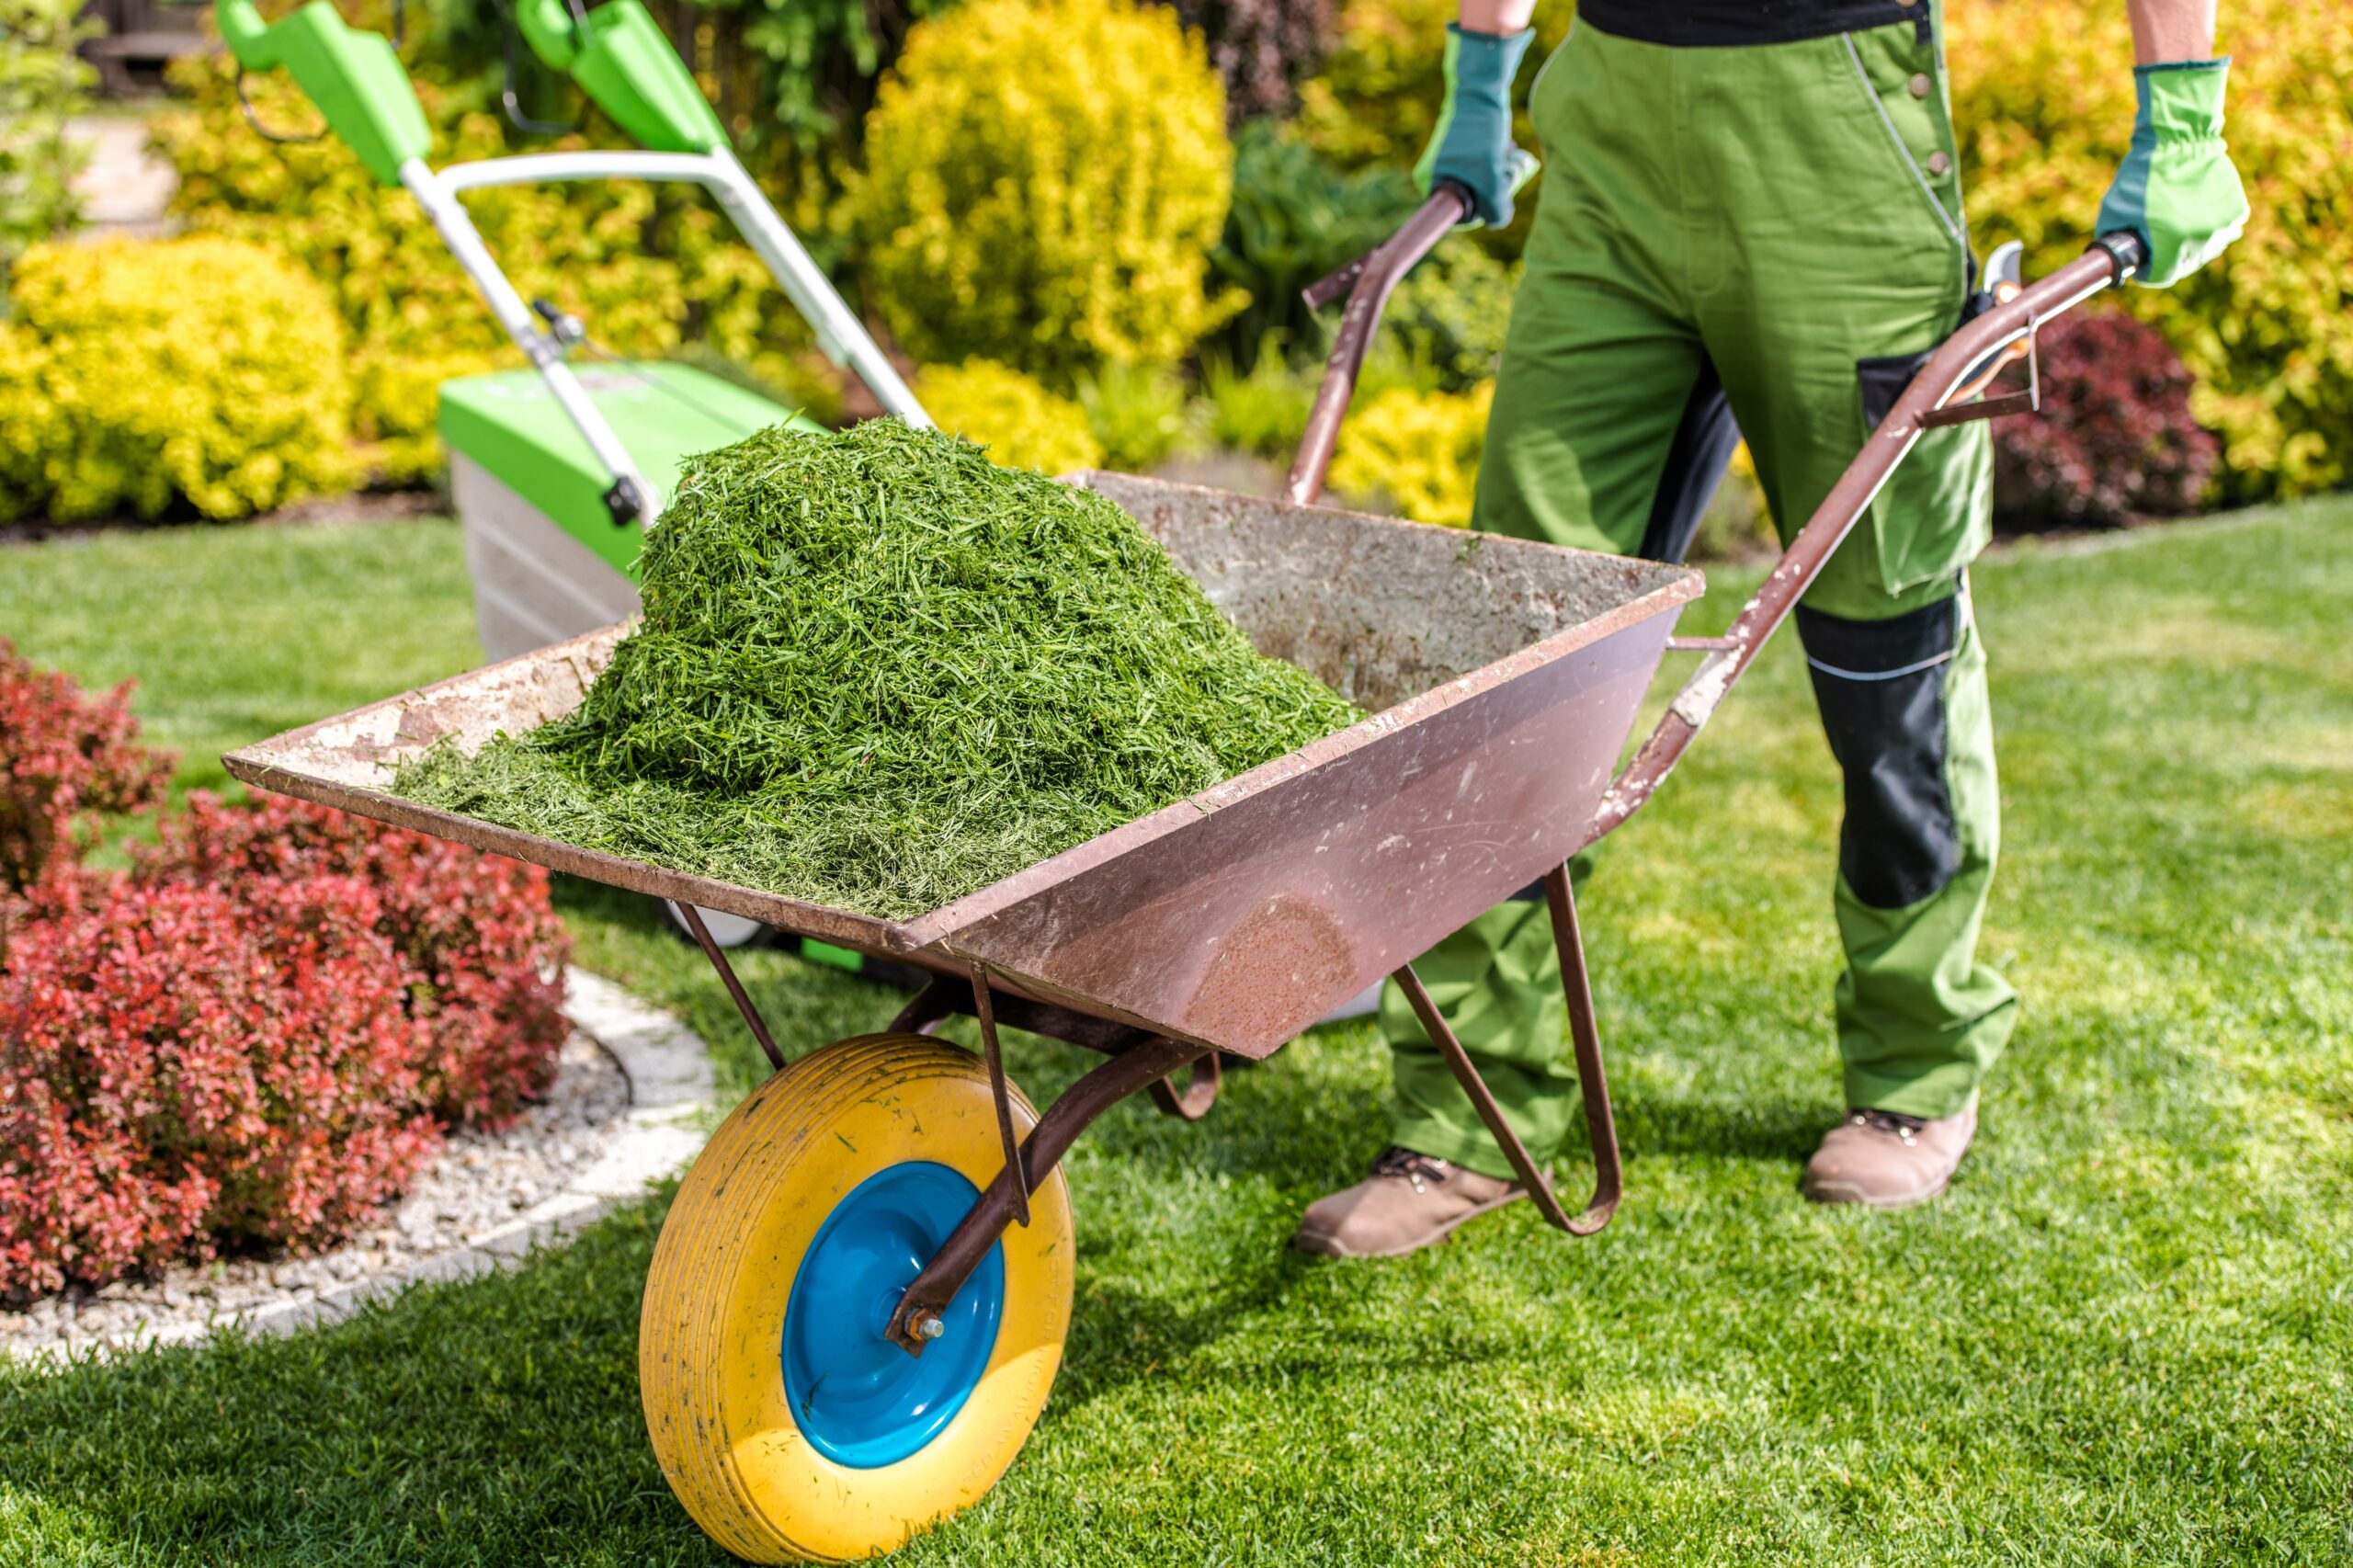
left=0, top=875, right=439, bottom=1294
left=0, top=651, right=572, bottom=1296
left=1161, top=0, right=1338, bottom=120
left=1993, top=311, right=2221, bottom=530
left=0, top=639, right=173, bottom=892
left=137, top=794, right=572, bottom=1129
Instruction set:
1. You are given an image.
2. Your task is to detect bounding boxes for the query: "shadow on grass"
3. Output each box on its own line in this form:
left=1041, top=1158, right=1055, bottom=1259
left=0, top=1203, right=723, bottom=1568
left=1615, top=1094, right=1828, bottom=1166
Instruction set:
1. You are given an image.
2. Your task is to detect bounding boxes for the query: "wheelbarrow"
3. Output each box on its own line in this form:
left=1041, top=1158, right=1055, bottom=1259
left=224, top=182, right=2145, bottom=1560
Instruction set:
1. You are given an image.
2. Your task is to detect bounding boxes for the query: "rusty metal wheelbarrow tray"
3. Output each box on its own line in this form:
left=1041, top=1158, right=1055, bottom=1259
left=223, top=472, right=1701, bottom=1063
left=225, top=188, right=2147, bottom=1382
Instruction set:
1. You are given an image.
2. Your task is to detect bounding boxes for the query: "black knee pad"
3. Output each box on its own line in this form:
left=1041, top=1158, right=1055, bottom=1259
left=1794, top=593, right=1965, bottom=910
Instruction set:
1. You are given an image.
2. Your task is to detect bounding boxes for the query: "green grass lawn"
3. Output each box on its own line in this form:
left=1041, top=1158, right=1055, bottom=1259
left=2, top=509, right=2348, bottom=1565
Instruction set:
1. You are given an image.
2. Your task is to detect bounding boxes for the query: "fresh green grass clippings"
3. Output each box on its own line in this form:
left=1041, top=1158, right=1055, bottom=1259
left=396, top=420, right=1359, bottom=919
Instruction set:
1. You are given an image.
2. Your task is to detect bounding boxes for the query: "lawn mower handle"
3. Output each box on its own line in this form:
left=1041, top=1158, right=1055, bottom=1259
left=1590, top=232, right=2145, bottom=842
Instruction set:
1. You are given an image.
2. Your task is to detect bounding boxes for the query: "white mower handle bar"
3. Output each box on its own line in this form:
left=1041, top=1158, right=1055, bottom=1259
left=401, top=148, right=928, bottom=524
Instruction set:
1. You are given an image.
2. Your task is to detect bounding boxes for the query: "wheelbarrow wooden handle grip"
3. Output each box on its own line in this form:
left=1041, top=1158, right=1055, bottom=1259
left=1286, top=186, right=1474, bottom=507
left=1590, top=240, right=2139, bottom=842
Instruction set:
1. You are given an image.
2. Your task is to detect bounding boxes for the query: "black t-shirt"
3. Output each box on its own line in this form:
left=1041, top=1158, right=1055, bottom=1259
left=1576, top=0, right=1925, bottom=47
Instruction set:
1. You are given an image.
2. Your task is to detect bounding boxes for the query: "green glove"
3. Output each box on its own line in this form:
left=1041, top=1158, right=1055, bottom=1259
left=1414, top=23, right=1536, bottom=229
left=2094, top=58, right=2250, bottom=288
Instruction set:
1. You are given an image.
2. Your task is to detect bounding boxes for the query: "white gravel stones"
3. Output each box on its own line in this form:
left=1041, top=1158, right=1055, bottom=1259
left=2, top=966, right=716, bottom=1366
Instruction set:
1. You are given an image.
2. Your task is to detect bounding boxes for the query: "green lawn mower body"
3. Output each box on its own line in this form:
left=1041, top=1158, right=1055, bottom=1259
left=441, top=364, right=823, bottom=660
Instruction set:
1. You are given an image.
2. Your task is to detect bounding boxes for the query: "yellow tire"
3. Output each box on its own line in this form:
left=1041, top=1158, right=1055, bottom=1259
left=641, top=1033, right=1074, bottom=1563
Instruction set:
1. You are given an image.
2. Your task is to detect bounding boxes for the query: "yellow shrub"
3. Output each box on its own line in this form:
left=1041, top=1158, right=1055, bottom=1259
left=0, top=237, right=357, bottom=521
left=1949, top=0, right=2353, bottom=498
left=917, top=359, right=1104, bottom=475
left=1300, top=0, right=2347, bottom=500
left=1330, top=381, right=1494, bottom=526
left=153, top=58, right=830, bottom=483
left=857, top=0, right=1244, bottom=381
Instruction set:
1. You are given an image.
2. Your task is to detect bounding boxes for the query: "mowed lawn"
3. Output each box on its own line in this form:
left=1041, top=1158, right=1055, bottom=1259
left=0, top=507, right=2347, bottom=1565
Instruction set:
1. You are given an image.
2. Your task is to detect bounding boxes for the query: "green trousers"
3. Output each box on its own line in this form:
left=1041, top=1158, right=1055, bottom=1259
left=1385, top=10, right=2019, bottom=1179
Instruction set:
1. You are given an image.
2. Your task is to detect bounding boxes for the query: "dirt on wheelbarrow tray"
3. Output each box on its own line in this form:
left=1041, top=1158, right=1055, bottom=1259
left=395, top=419, right=1363, bottom=921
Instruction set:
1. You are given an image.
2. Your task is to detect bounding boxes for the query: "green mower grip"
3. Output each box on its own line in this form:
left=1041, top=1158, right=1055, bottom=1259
left=216, top=0, right=431, bottom=186
left=518, top=0, right=726, bottom=154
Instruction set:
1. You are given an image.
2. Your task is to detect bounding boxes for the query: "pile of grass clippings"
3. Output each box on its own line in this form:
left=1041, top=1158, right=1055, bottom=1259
left=397, top=420, right=1358, bottom=919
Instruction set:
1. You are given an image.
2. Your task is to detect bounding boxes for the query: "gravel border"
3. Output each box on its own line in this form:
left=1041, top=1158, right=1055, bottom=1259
left=3, top=967, right=714, bottom=1367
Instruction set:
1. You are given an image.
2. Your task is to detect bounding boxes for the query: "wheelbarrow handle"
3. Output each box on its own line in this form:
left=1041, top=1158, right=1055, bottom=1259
left=1285, top=184, right=1474, bottom=507
left=1591, top=233, right=2145, bottom=841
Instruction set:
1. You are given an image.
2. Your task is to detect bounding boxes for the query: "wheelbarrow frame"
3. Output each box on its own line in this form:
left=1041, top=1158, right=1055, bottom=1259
left=222, top=189, right=2145, bottom=1362
left=873, top=208, right=2144, bottom=1353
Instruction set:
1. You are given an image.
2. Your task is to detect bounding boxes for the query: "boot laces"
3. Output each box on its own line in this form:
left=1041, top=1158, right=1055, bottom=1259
left=1850, top=1108, right=1927, bottom=1147
left=1370, top=1145, right=1454, bottom=1193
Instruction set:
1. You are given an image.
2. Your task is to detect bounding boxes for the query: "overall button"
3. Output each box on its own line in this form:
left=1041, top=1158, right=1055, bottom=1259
left=1908, top=73, right=1933, bottom=98
left=1925, top=151, right=1952, bottom=177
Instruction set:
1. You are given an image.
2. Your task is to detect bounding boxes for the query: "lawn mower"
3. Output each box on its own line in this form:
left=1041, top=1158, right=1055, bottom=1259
left=220, top=0, right=932, bottom=954
left=220, top=3, right=2144, bottom=1560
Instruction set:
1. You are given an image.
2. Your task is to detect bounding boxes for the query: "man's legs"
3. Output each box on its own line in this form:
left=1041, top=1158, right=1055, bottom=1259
left=1686, top=12, right=2014, bottom=1199
left=1300, top=14, right=2018, bottom=1255
left=1295, top=25, right=1710, bottom=1256
left=1799, top=585, right=2016, bottom=1124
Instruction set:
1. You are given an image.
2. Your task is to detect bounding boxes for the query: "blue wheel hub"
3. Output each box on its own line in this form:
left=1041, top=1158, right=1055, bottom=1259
left=780, top=1161, right=1005, bottom=1469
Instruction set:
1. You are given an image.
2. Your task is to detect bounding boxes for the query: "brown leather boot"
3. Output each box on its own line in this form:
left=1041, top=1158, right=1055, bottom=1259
left=1292, top=1147, right=1524, bottom=1258
left=1801, top=1103, right=1977, bottom=1209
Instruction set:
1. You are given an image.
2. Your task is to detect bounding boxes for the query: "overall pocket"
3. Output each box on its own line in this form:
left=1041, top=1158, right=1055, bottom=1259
left=1838, top=9, right=1990, bottom=596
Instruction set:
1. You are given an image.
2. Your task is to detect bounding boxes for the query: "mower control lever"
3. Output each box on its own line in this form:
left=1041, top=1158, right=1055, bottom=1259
left=602, top=475, right=650, bottom=528
left=530, top=297, right=586, bottom=352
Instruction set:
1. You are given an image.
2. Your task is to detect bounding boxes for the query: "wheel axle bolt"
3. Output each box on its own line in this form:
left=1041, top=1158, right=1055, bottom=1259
left=913, top=1312, right=946, bottom=1341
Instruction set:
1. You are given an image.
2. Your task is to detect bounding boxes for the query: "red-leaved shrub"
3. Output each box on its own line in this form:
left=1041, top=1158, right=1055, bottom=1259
left=0, top=874, right=439, bottom=1294
left=0, top=652, right=572, bottom=1296
left=135, top=793, right=571, bottom=1130
left=0, top=639, right=173, bottom=892
left=1160, top=0, right=1337, bottom=120
left=1993, top=310, right=2220, bottom=530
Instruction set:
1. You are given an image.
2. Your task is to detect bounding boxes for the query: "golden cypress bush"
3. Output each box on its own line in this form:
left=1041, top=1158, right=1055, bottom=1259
left=857, top=0, right=1245, bottom=381
left=1949, top=0, right=2352, bottom=499
left=917, top=358, right=1105, bottom=474
left=0, top=237, right=358, bottom=522
left=1330, top=381, right=1494, bottom=527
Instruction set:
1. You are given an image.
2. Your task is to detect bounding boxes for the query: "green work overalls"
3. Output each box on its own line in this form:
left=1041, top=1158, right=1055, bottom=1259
left=1383, top=4, right=2018, bottom=1177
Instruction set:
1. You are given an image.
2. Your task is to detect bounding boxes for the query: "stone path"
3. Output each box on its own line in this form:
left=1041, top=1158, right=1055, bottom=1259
left=66, top=115, right=177, bottom=239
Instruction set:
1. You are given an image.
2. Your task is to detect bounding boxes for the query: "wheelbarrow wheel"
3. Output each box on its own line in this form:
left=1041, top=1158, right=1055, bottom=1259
left=641, top=1032, right=1073, bottom=1565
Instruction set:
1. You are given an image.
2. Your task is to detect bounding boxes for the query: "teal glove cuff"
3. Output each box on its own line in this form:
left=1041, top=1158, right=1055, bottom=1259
left=2094, top=57, right=2250, bottom=289
left=1414, top=24, right=1535, bottom=229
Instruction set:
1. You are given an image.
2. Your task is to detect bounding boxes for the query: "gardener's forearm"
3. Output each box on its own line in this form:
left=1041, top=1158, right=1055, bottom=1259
left=1457, top=0, right=1536, bottom=39
left=2128, top=0, right=2216, bottom=62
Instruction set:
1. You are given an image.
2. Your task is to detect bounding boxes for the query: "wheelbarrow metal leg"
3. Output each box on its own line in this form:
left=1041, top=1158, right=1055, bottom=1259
left=1542, top=863, right=1622, bottom=1234
left=1146, top=1053, right=1221, bottom=1120
left=1393, top=861, right=1622, bottom=1236
left=887, top=1034, right=1210, bottom=1355
left=676, top=902, right=787, bottom=1074
left=968, top=961, right=1031, bottom=1229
